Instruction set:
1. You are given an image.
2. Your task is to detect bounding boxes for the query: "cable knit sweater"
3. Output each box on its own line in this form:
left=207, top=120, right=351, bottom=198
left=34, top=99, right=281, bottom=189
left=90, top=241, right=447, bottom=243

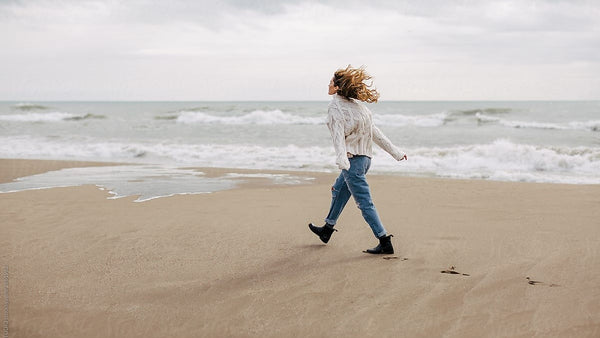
left=327, top=94, right=406, bottom=170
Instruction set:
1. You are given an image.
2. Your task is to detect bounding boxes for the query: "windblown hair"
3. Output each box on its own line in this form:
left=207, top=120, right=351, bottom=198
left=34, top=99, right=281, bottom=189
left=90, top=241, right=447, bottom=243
left=333, top=65, right=380, bottom=103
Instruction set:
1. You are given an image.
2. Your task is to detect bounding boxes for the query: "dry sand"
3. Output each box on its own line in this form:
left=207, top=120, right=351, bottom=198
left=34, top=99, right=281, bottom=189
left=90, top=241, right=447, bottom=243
left=1, top=158, right=599, bottom=337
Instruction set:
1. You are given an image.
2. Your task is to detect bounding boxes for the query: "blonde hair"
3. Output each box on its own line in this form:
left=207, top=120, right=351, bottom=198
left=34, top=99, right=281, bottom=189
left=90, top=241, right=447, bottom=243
left=333, top=65, right=380, bottom=103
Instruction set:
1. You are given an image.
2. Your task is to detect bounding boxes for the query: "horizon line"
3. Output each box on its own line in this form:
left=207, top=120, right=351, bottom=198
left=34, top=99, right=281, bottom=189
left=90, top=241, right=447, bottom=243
left=2, top=99, right=599, bottom=103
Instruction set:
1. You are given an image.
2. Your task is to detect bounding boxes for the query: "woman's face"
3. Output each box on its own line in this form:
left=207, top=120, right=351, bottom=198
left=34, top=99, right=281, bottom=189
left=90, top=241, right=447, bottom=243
left=328, top=77, right=339, bottom=95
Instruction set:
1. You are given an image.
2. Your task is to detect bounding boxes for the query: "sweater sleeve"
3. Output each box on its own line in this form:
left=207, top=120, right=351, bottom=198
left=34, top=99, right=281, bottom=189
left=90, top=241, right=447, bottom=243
left=327, top=105, right=351, bottom=170
left=372, top=124, right=406, bottom=161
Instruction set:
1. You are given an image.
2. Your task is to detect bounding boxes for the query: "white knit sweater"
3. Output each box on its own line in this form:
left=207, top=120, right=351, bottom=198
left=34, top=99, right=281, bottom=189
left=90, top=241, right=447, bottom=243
left=327, top=94, right=406, bottom=170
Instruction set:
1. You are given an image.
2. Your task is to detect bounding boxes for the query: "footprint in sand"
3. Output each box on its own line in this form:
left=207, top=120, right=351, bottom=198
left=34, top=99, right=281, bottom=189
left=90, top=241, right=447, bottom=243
left=440, top=266, right=470, bottom=276
left=382, top=256, right=408, bottom=261
left=526, top=277, right=560, bottom=287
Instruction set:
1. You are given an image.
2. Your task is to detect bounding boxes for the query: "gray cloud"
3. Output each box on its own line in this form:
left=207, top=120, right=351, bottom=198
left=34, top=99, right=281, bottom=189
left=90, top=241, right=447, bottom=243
left=0, top=0, right=598, bottom=100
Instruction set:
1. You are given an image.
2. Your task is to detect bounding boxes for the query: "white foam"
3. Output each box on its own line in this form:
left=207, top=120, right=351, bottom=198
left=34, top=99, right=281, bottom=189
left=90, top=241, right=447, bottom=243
left=476, top=113, right=600, bottom=131
left=372, top=139, right=600, bottom=184
left=0, top=112, right=80, bottom=122
left=171, top=109, right=448, bottom=128
left=568, top=120, right=600, bottom=131
left=374, top=112, right=448, bottom=127
left=175, top=109, right=325, bottom=125
left=0, top=136, right=336, bottom=171
left=2, top=136, right=599, bottom=184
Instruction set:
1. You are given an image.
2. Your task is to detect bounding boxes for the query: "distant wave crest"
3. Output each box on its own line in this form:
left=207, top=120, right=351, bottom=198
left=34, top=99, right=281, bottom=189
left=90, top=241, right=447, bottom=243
left=374, top=112, right=448, bottom=127
left=172, top=110, right=325, bottom=125
left=0, top=112, right=106, bottom=122
left=160, top=109, right=449, bottom=127
left=452, top=108, right=512, bottom=116
left=12, top=103, right=51, bottom=111
left=476, top=113, right=600, bottom=132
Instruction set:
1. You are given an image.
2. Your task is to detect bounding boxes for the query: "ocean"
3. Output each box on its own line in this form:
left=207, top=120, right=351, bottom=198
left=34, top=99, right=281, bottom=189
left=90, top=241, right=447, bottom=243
left=1, top=100, right=599, bottom=193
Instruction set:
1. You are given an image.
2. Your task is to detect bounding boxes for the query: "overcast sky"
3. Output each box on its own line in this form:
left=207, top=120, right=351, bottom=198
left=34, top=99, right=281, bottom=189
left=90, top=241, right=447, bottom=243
left=1, top=0, right=599, bottom=101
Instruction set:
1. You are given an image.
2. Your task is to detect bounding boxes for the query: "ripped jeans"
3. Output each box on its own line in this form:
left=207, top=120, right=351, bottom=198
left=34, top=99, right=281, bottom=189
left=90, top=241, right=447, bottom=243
left=324, top=155, right=387, bottom=238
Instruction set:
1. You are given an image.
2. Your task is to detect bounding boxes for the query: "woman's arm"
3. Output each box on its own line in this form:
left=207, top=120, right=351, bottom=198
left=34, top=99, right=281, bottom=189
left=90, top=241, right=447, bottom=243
left=372, top=125, right=407, bottom=161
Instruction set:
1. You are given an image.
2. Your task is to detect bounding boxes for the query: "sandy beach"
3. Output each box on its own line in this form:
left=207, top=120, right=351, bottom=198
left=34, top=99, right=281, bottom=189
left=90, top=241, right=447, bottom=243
left=1, top=158, right=599, bottom=337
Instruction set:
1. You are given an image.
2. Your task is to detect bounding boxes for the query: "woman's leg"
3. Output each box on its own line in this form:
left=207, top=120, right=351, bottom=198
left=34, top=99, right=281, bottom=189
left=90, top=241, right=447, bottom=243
left=324, top=171, right=352, bottom=226
left=342, top=157, right=387, bottom=238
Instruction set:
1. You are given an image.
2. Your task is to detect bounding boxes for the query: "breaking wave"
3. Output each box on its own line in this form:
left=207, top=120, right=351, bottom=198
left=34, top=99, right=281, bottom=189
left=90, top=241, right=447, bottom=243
left=12, top=103, right=51, bottom=111
left=0, top=112, right=106, bottom=122
left=452, top=108, right=512, bottom=115
left=158, top=109, right=449, bottom=127
left=2, top=136, right=598, bottom=184
left=173, top=110, right=325, bottom=125
left=476, top=113, right=600, bottom=132
left=374, top=112, right=449, bottom=127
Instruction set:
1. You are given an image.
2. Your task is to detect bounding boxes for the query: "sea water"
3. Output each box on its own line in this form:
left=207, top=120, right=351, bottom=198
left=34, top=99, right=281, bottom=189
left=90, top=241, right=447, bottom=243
left=1, top=100, right=599, bottom=198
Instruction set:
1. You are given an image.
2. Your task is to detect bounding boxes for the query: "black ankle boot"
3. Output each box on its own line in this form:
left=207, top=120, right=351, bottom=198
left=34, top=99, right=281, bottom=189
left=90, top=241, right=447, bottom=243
left=308, top=223, right=337, bottom=243
left=364, top=234, right=394, bottom=254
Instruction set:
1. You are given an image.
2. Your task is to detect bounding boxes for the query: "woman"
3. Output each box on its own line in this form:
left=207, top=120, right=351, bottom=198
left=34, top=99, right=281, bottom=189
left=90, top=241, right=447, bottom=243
left=308, top=65, right=407, bottom=254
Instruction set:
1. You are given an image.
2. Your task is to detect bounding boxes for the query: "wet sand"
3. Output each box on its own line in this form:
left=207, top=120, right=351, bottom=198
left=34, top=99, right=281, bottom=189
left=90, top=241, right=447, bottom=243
left=1, top=158, right=599, bottom=337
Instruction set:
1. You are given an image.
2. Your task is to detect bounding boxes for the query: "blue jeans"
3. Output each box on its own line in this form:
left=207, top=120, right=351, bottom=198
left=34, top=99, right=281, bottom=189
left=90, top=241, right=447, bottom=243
left=325, top=156, right=388, bottom=238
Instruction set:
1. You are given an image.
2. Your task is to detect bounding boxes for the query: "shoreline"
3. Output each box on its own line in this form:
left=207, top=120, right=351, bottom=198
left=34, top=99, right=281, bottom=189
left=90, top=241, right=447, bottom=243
left=0, top=159, right=333, bottom=201
left=1, top=157, right=597, bottom=188
left=1, top=158, right=600, bottom=336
